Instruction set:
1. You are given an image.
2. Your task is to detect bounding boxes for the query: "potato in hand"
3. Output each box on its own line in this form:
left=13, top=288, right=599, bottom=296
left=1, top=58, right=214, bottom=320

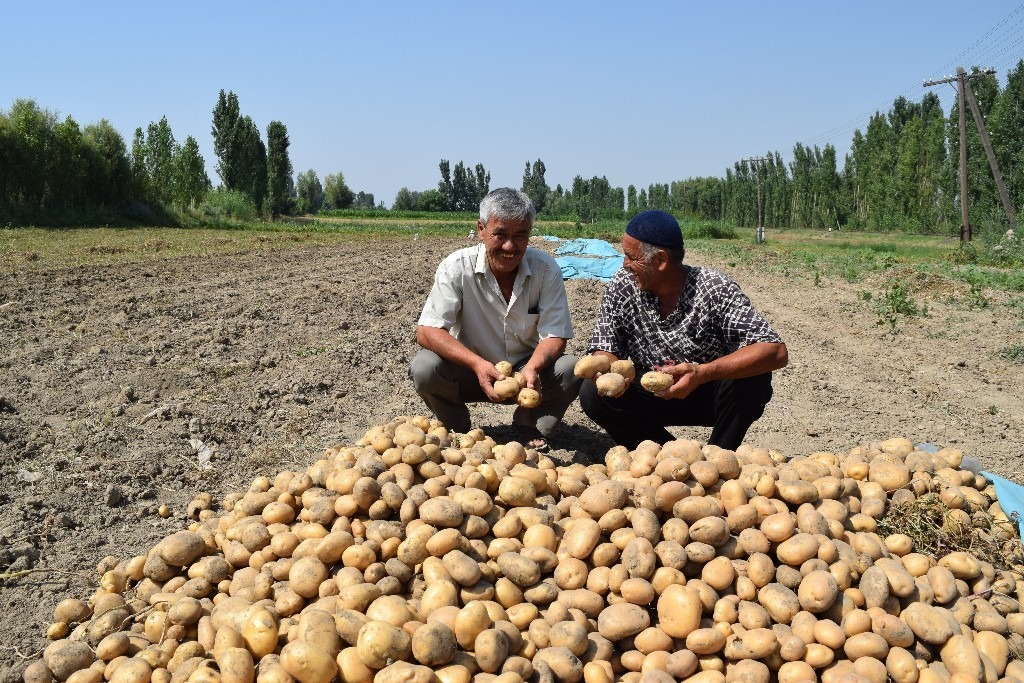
left=517, top=387, right=540, bottom=408
left=574, top=355, right=610, bottom=378
left=595, top=373, right=626, bottom=397
left=640, top=371, right=673, bottom=392
left=493, top=377, right=520, bottom=400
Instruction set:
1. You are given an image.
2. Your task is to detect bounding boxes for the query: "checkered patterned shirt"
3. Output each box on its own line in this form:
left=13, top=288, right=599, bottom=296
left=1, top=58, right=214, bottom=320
left=588, top=266, right=783, bottom=371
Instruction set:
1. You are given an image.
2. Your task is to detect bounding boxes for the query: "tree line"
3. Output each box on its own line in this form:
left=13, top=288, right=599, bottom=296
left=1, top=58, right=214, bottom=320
left=391, top=62, right=1022, bottom=234
left=0, top=90, right=376, bottom=224
left=2, top=62, right=1022, bottom=233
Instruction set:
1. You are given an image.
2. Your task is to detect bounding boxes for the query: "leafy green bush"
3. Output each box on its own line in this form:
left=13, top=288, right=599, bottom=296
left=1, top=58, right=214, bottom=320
left=874, top=278, right=927, bottom=332
left=684, top=221, right=736, bottom=240
left=199, top=189, right=257, bottom=223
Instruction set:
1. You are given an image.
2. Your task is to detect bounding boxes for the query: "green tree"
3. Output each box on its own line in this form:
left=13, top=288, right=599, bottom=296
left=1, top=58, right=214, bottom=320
left=521, top=159, right=549, bottom=213
left=82, top=119, right=131, bottom=206
left=991, top=60, right=1024, bottom=219
left=353, top=191, right=376, bottom=209
left=145, top=117, right=176, bottom=206
left=212, top=90, right=242, bottom=189
left=130, top=127, right=149, bottom=202
left=439, top=159, right=490, bottom=211
left=7, top=99, right=54, bottom=207
left=324, top=172, right=354, bottom=209
left=237, top=116, right=267, bottom=212
left=438, top=159, right=454, bottom=210
left=417, top=189, right=446, bottom=211
left=627, top=185, right=638, bottom=214
left=211, top=91, right=266, bottom=211
left=295, top=169, right=323, bottom=213
left=393, top=187, right=419, bottom=211
left=266, top=121, right=293, bottom=217
left=173, top=136, right=210, bottom=209
left=50, top=115, right=85, bottom=207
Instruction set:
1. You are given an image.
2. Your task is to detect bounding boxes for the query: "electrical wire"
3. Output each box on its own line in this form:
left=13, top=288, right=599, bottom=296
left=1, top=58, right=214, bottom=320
left=802, top=4, right=1024, bottom=151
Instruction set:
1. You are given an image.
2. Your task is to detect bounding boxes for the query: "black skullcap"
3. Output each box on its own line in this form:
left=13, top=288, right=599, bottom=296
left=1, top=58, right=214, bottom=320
left=625, top=210, right=684, bottom=250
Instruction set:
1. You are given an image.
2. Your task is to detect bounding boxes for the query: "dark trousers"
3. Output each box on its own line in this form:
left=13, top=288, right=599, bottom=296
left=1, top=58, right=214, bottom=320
left=579, top=372, right=773, bottom=450
left=408, top=349, right=581, bottom=436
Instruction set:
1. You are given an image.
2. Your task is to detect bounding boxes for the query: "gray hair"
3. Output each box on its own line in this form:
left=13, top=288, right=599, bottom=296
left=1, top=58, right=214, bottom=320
left=639, top=241, right=685, bottom=265
left=479, top=188, right=536, bottom=227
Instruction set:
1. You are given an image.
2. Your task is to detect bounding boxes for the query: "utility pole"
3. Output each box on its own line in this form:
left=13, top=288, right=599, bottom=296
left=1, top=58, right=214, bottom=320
left=924, top=67, right=1015, bottom=242
left=746, top=157, right=768, bottom=243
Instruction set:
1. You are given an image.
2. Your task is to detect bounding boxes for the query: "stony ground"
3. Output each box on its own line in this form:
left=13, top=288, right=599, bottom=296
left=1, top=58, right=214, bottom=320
left=1, top=234, right=1021, bottom=681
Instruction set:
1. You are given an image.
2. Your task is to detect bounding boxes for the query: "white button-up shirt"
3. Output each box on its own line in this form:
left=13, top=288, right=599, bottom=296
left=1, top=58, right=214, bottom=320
left=418, top=243, right=574, bottom=365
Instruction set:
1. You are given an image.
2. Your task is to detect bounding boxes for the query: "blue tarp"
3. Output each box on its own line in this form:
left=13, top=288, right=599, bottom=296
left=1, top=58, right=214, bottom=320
left=539, top=236, right=624, bottom=281
left=983, top=471, right=1024, bottom=540
left=558, top=255, right=624, bottom=281
left=554, top=238, right=622, bottom=257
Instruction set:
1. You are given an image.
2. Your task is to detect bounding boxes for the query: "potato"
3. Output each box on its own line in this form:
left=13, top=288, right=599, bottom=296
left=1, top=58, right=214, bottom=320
left=798, top=570, right=839, bottom=613
left=241, top=606, right=279, bottom=658
left=107, top=659, right=151, bottom=683
left=639, top=371, right=673, bottom=392
left=280, top=641, right=338, bottom=683
left=657, top=584, right=702, bottom=638
left=686, top=628, right=726, bottom=655
left=516, top=388, right=540, bottom=409
left=356, top=621, right=412, bottom=670
left=493, top=378, right=520, bottom=400
left=901, top=602, right=954, bottom=644
left=217, top=647, right=255, bottom=683
left=597, top=603, right=650, bottom=641
left=44, top=640, right=96, bottom=682
left=574, top=355, right=611, bottom=379
left=757, top=583, right=800, bottom=624
left=594, top=373, right=626, bottom=398
left=412, top=622, right=458, bottom=667
left=609, top=359, right=635, bottom=381
left=375, top=663, right=437, bottom=683
left=495, top=361, right=513, bottom=377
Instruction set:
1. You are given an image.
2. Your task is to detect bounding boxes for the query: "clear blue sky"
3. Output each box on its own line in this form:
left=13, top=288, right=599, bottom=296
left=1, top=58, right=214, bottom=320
left=4, top=1, right=1023, bottom=206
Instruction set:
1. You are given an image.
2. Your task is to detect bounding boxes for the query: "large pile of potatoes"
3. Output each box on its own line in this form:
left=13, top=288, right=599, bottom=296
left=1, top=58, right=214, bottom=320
left=24, top=416, right=1024, bottom=683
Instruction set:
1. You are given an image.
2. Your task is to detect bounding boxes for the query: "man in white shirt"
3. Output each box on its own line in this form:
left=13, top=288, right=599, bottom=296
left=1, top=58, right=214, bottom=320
left=410, top=188, right=580, bottom=449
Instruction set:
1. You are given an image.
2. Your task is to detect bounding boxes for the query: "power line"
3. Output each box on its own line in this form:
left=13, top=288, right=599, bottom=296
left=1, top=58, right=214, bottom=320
left=802, top=4, right=1024, bottom=151
left=928, top=3, right=1024, bottom=79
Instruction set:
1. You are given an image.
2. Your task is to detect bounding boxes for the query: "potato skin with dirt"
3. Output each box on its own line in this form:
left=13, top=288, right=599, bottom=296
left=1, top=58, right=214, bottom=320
left=573, top=355, right=610, bottom=378
left=640, top=371, right=673, bottom=392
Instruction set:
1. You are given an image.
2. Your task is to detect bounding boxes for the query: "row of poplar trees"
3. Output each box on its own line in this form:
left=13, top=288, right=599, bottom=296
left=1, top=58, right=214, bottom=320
left=504, top=63, right=1024, bottom=234
left=0, top=90, right=297, bottom=220
left=663, top=63, right=1024, bottom=233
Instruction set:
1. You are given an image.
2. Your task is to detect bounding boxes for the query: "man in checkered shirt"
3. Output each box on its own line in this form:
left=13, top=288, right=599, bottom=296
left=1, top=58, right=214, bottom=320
left=580, top=210, right=788, bottom=450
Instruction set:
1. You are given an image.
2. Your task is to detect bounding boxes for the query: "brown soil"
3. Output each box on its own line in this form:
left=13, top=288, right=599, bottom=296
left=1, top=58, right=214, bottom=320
left=1, top=235, right=1021, bottom=680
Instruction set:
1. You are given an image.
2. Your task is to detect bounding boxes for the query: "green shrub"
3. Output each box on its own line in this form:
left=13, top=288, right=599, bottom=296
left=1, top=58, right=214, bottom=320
left=874, top=278, right=927, bottom=332
left=200, top=189, right=257, bottom=223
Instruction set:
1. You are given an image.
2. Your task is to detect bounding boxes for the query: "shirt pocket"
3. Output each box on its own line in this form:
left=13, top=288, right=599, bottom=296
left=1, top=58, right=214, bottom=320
left=521, top=312, right=540, bottom=341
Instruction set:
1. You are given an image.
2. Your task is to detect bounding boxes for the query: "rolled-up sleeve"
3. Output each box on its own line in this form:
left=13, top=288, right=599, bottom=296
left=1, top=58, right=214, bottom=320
left=418, top=259, right=461, bottom=329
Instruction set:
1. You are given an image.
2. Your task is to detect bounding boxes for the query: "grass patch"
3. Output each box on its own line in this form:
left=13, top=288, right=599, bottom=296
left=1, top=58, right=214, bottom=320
left=999, top=345, right=1024, bottom=363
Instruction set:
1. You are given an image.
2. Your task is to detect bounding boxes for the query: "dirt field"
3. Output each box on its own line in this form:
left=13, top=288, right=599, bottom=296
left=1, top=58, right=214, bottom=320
left=1, top=233, right=1022, bottom=680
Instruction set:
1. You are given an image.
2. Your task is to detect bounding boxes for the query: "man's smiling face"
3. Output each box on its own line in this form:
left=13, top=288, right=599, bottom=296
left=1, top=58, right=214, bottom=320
left=479, top=217, right=532, bottom=278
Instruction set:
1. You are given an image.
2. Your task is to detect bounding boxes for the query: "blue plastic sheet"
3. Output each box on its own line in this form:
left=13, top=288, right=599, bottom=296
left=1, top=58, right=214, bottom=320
left=557, top=255, right=624, bottom=281
left=982, top=470, right=1024, bottom=539
left=537, top=236, right=624, bottom=282
left=554, top=238, right=622, bottom=257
